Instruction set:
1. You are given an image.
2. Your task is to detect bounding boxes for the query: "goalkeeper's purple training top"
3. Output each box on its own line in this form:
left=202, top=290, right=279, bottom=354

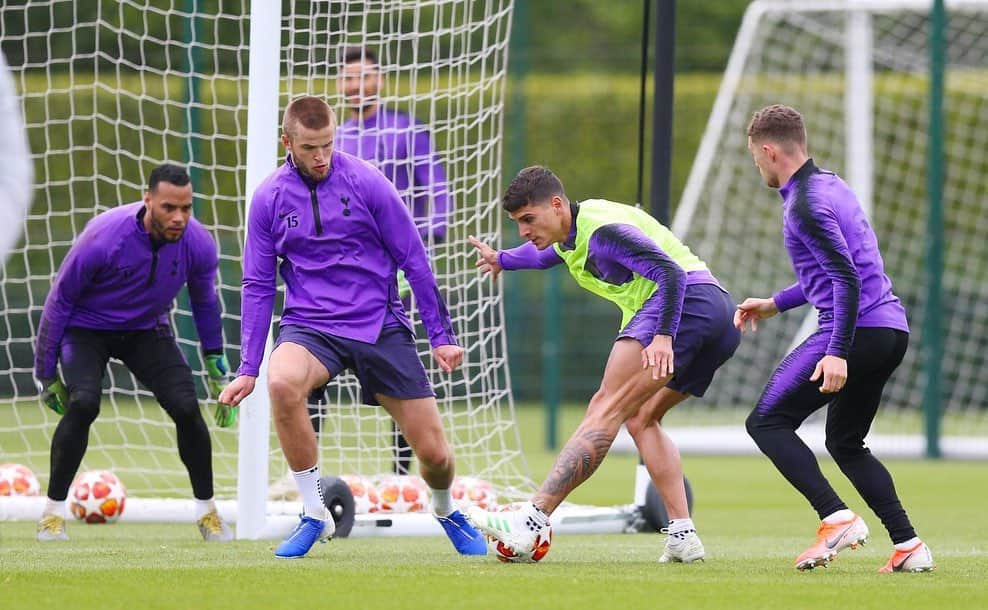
left=336, top=108, right=451, bottom=243
left=771, top=159, right=908, bottom=358
left=237, top=151, right=456, bottom=377
left=34, top=202, right=223, bottom=380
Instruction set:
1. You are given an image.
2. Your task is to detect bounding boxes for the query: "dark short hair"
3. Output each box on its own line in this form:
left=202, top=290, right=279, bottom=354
left=342, top=46, right=378, bottom=67
left=747, top=104, right=807, bottom=149
left=148, top=163, right=191, bottom=192
left=282, top=95, right=335, bottom=138
left=502, top=166, right=567, bottom=212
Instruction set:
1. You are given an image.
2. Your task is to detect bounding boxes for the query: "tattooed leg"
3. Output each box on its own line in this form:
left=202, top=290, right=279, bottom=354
left=533, top=426, right=617, bottom=513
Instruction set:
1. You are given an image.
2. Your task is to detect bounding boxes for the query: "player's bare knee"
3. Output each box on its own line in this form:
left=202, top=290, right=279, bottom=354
left=414, top=437, right=451, bottom=472
left=267, top=375, right=306, bottom=407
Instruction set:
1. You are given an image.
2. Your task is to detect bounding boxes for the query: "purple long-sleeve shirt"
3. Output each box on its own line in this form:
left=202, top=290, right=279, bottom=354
left=34, top=202, right=223, bottom=380
left=772, top=159, right=908, bottom=358
left=336, top=108, right=451, bottom=243
left=237, top=151, right=457, bottom=377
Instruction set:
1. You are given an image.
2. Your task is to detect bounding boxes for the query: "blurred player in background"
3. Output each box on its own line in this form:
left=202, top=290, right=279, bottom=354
left=34, top=163, right=234, bottom=542
left=467, top=166, right=741, bottom=563
left=268, top=47, right=454, bottom=499
left=737, top=104, right=934, bottom=573
left=220, top=96, right=485, bottom=558
left=0, top=51, right=34, bottom=262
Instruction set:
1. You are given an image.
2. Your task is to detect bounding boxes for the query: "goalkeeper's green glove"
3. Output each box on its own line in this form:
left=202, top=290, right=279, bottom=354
left=38, top=377, right=68, bottom=416
left=204, top=353, right=236, bottom=427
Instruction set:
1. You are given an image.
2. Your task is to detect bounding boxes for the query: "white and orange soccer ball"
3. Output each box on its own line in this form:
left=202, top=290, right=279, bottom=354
left=376, top=474, right=430, bottom=513
left=487, top=503, right=553, bottom=563
left=0, top=463, right=41, bottom=497
left=69, top=470, right=126, bottom=524
left=451, top=476, right=498, bottom=511
left=341, top=474, right=382, bottom=514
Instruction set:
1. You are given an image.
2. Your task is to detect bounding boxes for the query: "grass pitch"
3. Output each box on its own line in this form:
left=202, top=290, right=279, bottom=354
left=2, top=406, right=987, bottom=609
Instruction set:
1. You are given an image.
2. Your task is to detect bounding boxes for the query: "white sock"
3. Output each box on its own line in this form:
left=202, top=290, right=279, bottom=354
left=194, top=498, right=216, bottom=520
left=524, top=502, right=549, bottom=529
left=668, top=518, right=696, bottom=538
left=822, top=509, right=855, bottom=524
left=431, top=487, right=453, bottom=517
left=293, top=465, right=330, bottom=520
left=44, top=498, right=66, bottom=518
left=895, top=537, right=921, bottom=551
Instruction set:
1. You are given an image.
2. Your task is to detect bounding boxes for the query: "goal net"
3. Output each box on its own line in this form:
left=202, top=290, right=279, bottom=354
left=655, top=0, right=988, bottom=458
left=0, top=0, right=535, bottom=531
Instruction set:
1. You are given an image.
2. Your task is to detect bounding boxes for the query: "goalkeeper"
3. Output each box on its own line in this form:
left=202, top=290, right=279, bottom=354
left=34, top=163, right=234, bottom=542
left=467, top=166, right=741, bottom=564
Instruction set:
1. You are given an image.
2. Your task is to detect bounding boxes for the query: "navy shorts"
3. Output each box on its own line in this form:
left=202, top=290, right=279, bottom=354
left=619, top=283, right=741, bottom=397
left=275, top=324, right=435, bottom=406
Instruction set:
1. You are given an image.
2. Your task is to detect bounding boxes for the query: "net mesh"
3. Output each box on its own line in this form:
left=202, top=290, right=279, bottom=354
left=665, top=0, right=988, bottom=456
left=0, top=0, right=530, bottom=503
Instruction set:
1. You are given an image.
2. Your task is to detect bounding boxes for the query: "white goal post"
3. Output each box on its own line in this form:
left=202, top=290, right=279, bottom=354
left=618, top=0, right=988, bottom=459
left=0, top=1, right=650, bottom=538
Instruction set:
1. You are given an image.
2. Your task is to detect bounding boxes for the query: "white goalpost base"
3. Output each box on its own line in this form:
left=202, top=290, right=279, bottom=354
left=0, top=0, right=656, bottom=538
left=0, top=496, right=636, bottom=538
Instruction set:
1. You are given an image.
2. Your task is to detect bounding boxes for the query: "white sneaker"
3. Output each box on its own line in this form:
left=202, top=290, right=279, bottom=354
left=466, top=505, right=540, bottom=555
left=879, top=541, right=935, bottom=573
left=659, top=530, right=705, bottom=563
left=267, top=471, right=300, bottom=501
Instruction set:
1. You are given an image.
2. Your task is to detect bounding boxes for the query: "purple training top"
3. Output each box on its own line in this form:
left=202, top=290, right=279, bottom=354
left=336, top=108, right=450, bottom=243
left=238, top=151, right=457, bottom=377
left=772, top=159, right=908, bottom=358
left=35, top=202, right=223, bottom=380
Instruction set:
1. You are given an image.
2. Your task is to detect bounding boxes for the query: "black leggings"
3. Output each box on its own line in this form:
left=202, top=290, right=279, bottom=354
left=745, top=327, right=916, bottom=544
left=48, top=327, right=214, bottom=501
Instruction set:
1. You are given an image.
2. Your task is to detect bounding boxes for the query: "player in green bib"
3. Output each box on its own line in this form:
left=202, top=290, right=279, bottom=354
left=467, top=166, right=740, bottom=563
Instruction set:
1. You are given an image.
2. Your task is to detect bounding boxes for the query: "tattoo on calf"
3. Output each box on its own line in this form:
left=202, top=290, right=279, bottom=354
left=541, top=429, right=614, bottom=497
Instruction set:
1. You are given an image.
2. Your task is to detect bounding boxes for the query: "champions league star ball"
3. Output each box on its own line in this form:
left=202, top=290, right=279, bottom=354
left=341, top=474, right=382, bottom=514
left=451, top=476, right=498, bottom=511
left=0, top=463, right=41, bottom=496
left=487, top=503, right=553, bottom=563
left=377, top=474, right=430, bottom=513
left=69, top=470, right=127, bottom=523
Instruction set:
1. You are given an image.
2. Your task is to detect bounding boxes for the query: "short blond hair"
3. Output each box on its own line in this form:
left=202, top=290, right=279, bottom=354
left=282, top=96, right=335, bottom=138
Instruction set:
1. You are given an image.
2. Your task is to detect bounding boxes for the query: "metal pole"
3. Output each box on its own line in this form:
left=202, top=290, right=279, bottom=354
left=923, top=0, right=946, bottom=459
left=649, top=0, right=675, bottom=224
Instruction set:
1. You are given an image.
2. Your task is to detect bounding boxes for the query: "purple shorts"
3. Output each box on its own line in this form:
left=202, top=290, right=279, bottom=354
left=619, top=283, right=740, bottom=397
left=275, top=324, right=434, bottom=406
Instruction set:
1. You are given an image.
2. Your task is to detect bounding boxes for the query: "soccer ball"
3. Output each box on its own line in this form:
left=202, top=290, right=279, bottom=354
left=377, top=474, right=430, bottom=513
left=69, top=470, right=126, bottom=524
left=341, top=474, right=382, bottom=514
left=487, top=503, right=553, bottom=563
left=451, top=476, right=498, bottom=511
left=0, top=463, right=41, bottom=496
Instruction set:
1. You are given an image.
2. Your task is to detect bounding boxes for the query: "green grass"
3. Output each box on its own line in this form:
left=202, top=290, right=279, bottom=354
left=2, top=405, right=988, bottom=609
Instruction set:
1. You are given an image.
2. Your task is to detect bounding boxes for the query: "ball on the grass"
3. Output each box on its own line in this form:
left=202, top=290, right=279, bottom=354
left=451, top=475, right=498, bottom=511
left=376, top=474, right=430, bottom=513
left=487, top=502, right=552, bottom=563
left=341, top=474, right=382, bottom=514
left=69, top=470, right=127, bottom=524
left=0, top=463, right=41, bottom=496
